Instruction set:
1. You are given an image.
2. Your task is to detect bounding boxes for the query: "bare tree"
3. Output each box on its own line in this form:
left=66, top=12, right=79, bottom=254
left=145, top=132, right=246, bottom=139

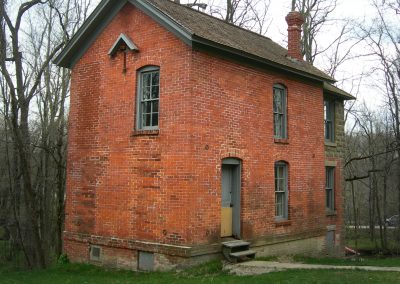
left=0, top=0, right=92, bottom=268
left=344, top=105, right=399, bottom=252
left=359, top=0, right=400, bottom=245
left=293, top=0, right=338, bottom=64
left=189, top=0, right=271, bottom=35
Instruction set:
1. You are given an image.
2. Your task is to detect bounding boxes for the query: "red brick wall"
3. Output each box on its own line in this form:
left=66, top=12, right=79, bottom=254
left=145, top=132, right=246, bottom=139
left=65, top=2, right=343, bottom=260
left=66, top=3, right=193, bottom=246
left=64, top=239, right=88, bottom=263
left=187, top=51, right=328, bottom=242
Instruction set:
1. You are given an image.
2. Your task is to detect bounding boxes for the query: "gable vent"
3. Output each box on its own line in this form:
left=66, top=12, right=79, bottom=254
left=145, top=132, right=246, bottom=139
left=108, top=33, right=139, bottom=56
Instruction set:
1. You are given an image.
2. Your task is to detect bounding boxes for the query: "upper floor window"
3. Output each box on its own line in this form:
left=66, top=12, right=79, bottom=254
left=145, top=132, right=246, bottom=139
left=275, top=161, right=288, bottom=220
left=273, top=85, right=287, bottom=139
left=326, top=167, right=335, bottom=211
left=324, top=99, right=334, bottom=142
left=136, top=66, right=159, bottom=130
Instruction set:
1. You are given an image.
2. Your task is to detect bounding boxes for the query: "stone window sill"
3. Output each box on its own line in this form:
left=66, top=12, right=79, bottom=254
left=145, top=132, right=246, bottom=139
left=326, top=210, right=337, bottom=216
left=326, top=225, right=336, bottom=231
left=275, top=219, right=291, bottom=227
left=325, top=141, right=337, bottom=147
left=274, top=138, right=289, bottom=144
left=131, top=129, right=160, bottom=136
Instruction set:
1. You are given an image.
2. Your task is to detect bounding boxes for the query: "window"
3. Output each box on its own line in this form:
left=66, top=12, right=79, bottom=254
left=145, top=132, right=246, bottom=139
left=326, top=167, right=335, bottom=211
left=275, top=162, right=288, bottom=219
left=90, top=245, right=101, bottom=261
left=324, top=100, right=334, bottom=142
left=138, top=251, right=154, bottom=271
left=136, top=66, right=160, bottom=130
left=273, top=85, right=287, bottom=139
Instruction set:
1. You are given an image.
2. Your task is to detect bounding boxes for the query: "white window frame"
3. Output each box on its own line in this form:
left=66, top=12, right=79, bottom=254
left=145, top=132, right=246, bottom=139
left=326, top=167, right=335, bottom=211
left=275, top=162, right=288, bottom=220
left=273, top=84, right=287, bottom=139
left=324, top=99, right=334, bottom=142
left=136, top=66, right=160, bottom=130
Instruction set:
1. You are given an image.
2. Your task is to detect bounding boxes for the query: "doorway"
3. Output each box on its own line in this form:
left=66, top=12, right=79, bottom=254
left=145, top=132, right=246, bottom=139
left=220, top=158, right=241, bottom=238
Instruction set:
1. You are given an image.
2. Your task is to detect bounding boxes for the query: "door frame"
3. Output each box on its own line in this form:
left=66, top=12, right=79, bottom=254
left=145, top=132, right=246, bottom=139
left=221, top=158, right=241, bottom=238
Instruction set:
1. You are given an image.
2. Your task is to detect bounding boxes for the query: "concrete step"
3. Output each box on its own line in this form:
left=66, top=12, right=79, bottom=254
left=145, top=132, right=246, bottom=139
left=229, top=250, right=256, bottom=258
left=222, top=240, right=255, bottom=263
left=229, top=249, right=256, bottom=263
left=222, top=240, right=250, bottom=248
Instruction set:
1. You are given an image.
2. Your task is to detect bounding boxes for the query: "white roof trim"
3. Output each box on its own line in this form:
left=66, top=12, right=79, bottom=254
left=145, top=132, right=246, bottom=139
left=108, top=33, right=139, bottom=56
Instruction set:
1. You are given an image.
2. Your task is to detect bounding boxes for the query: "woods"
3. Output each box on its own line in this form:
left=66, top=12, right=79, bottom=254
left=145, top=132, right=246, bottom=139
left=0, top=0, right=399, bottom=269
left=344, top=0, right=400, bottom=252
left=0, top=0, right=92, bottom=268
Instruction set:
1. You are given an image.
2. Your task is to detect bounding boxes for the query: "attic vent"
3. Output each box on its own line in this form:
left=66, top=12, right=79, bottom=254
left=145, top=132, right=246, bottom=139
left=108, top=33, right=139, bottom=56
left=90, top=245, right=101, bottom=261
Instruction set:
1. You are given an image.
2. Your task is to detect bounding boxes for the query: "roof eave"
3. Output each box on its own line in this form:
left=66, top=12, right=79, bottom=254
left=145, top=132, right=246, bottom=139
left=325, top=90, right=356, bottom=100
left=323, top=83, right=356, bottom=100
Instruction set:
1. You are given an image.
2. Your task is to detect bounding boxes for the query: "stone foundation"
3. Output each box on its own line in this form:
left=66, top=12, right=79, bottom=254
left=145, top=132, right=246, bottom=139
left=64, top=228, right=342, bottom=271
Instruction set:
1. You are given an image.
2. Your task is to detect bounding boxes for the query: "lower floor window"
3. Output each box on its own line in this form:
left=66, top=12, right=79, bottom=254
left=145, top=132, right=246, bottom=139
left=326, top=167, right=335, bottom=211
left=275, top=162, right=288, bottom=219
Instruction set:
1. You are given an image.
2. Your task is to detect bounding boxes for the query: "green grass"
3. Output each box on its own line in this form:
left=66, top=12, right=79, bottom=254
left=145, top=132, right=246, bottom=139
left=293, top=255, right=400, bottom=267
left=1, top=261, right=400, bottom=284
left=346, top=238, right=400, bottom=252
left=347, top=238, right=376, bottom=250
left=346, top=228, right=400, bottom=252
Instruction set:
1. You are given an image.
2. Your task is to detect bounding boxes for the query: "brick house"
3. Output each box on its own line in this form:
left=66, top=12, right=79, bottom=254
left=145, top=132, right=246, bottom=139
left=55, top=0, right=354, bottom=270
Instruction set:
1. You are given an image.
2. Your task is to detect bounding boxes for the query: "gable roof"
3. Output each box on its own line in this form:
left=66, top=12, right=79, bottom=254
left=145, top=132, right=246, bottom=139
left=54, top=0, right=334, bottom=83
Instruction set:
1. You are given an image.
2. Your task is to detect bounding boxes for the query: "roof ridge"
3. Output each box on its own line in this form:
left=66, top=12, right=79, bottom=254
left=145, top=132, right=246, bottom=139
left=55, top=0, right=335, bottom=82
left=157, top=0, right=273, bottom=42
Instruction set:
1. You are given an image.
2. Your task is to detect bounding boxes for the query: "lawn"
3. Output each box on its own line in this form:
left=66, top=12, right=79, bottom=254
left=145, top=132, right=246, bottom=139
left=293, top=255, right=400, bottom=267
left=345, top=227, right=400, bottom=252
left=1, top=261, right=400, bottom=284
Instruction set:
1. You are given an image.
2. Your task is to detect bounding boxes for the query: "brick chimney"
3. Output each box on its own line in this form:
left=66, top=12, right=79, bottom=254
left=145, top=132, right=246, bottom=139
left=285, top=11, right=304, bottom=61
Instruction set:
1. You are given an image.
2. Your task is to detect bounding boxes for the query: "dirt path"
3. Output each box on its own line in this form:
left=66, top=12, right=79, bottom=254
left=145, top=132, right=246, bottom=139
left=224, top=261, right=400, bottom=276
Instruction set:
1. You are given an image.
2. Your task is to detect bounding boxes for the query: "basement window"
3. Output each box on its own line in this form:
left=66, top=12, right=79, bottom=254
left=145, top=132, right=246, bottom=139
left=326, top=230, right=335, bottom=254
left=90, top=245, right=101, bottom=261
left=138, top=251, right=154, bottom=271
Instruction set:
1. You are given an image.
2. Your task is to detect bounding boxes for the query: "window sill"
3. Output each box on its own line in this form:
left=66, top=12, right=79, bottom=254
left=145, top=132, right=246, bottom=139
left=326, top=210, right=337, bottom=216
left=275, top=219, right=291, bottom=227
left=274, top=138, right=289, bottom=144
left=325, top=141, right=337, bottom=147
left=131, top=129, right=160, bottom=136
